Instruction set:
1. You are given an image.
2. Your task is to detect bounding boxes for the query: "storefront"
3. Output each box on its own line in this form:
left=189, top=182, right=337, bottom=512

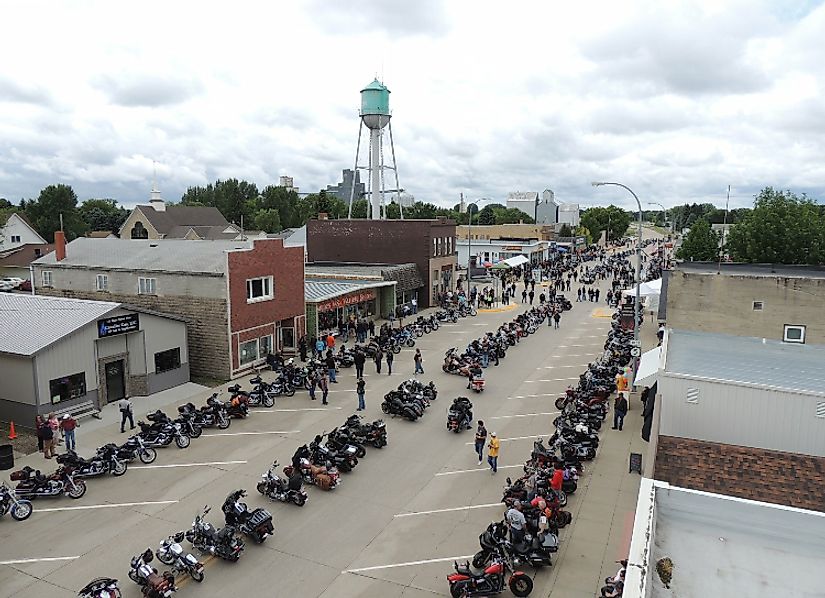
left=305, top=279, right=396, bottom=338
left=317, top=289, right=378, bottom=332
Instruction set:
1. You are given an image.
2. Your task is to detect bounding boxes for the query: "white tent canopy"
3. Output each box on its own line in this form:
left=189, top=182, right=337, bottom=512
left=493, top=254, right=530, bottom=269
left=623, top=278, right=662, bottom=297
left=633, top=346, right=661, bottom=388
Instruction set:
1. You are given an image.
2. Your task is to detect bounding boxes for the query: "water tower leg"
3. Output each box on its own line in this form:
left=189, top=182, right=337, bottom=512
left=370, top=128, right=381, bottom=220
left=348, top=120, right=364, bottom=219
left=389, top=122, right=403, bottom=220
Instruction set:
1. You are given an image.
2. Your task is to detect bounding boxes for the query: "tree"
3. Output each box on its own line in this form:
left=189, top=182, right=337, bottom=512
left=580, top=205, right=631, bottom=242
left=253, top=208, right=282, bottom=233
left=675, top=218, right=719, bottom=261
left=78, top=198, right=128, bottom=232
left=259, top=184, right=301, bottom=229
left=477, top=205, right=497, bottom=225
left=726, top=187, right=825, bottom=264
left=25, top=184, right=88, bottom=242
left=558, top=224, right=573, bottom=237
left=181, top=179, right=259, bottom=225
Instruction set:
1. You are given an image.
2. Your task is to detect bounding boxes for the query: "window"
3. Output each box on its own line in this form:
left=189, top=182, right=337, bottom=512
left=433, top=238, right=437, bottom=257
left=42, top=270, right=53, bottom=287
left=131, top=221, right=149, bottom=239
left=783, top=324, right=806, bottom=344
left=259, top=335, right=273, bottom=357
left=246, top=276, right=273, bottom=303
left=154, top=348, right=181, bottom=374
left=138, top=277, right=156, bottom=295
left=752, top=301, right=763, bottom=311
left=96, top=274, right=109, bottom=292
left=49, top=372, right=86, bottom=404
left=239, top=339, right=259, bottom=365
left=11, top=235, right=20, bottom=243
left=34, top=248, right=42, bottom=258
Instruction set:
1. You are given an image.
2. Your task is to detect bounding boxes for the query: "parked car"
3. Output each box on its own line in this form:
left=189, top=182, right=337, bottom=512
left=18, top=280, right=31, bottom=292
left=0, top=277, right=24, bottom=290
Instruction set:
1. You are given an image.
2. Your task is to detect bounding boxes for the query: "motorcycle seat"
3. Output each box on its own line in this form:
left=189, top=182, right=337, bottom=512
left=454, top=561, right=473, bottom=576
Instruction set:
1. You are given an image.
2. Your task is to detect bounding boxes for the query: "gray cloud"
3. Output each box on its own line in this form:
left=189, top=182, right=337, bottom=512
left=307, top=0, right=450, bottom=36
left=0, top=76, right=53, bottom=105
left=93, top=74, right=203, bottom=107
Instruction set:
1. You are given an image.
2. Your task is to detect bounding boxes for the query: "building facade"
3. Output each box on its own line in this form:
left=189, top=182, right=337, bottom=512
left=456, top=238, right=551, bottom=268
left=557, top=203, right=580, bottom=227
left=0, top=212, right=47, bottom=252
left=32, top=237, right=305, bottom=380
left=326, top=169, right=365, bottom=204
left=456, top=224, right=555, bottom=242
left=306, top=218, right=457, bottom=308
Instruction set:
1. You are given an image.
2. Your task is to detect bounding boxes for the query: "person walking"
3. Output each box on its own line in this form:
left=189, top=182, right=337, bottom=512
left=41, top=418, right=55, bottom=459
left=356, top=377, right=366, bottom=411
left=298, top=336, right=307, bottom=362
left=118, top=397, right=135, bottom=433
left=487, top=432, right=500, bottom=474
left=354, top=349, right=365, bottom=379
left=325, top=351, right=338, bottom=383
left=60, top=414, right=77, bottom=452
left=613, top=392, right=628, bottom=431
left=314, top=337, right=325, bottom=358
left=374, top=348, right=383, bottom=374
left=474, top=420, right=488, bottom=465
left=308, top=371, right=318, bottom=401
left=595, top=288, right=601, bottom=302
left=576, top=288, right=582, bottom=302
left=521, top=289, right=527, bottom=303
left=553, top=311, right=561, bottom=329
left=319, top=374, right=329, bottom=405
left=386, top=350, right=394, bottom=375
left=368, top=318, right=375, bottom=338
left=414, top=349, right=424, bottom=375
left=528, top=290, right=534, bottom=305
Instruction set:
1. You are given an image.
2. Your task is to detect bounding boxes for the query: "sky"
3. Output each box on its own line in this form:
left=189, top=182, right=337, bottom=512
left=1, top=0, right=824, bottom=212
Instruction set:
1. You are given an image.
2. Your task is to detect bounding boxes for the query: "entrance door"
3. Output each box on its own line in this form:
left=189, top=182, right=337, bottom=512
left=105, top=360, right=126, bottom=403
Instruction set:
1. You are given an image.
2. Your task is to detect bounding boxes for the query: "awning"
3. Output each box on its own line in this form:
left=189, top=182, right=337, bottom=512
left=623, top=278, right=662, bottom=297
left=504, top=255, right=530, bottom=267
left=633, top=346, right=661, bottom=388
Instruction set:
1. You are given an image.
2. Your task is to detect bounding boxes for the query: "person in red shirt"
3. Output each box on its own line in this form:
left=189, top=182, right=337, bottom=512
left=551, top=462, right=564, bottom=493
left=60, top=414, right=77, bottom=451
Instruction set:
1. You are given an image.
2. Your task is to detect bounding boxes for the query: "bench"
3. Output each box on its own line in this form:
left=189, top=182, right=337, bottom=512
left=52, top=400, right=101, bottom=421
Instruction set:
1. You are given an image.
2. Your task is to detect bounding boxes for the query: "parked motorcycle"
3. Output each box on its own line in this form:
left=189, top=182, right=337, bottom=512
left=221, top=489, right=274, bottom=543
left=283, top=454, right=340, bottom=491
left=257, top=460, right=308, bottom=506
left=185, top=506, right=245, bottom=562
left=340, top=415, right=387, bottom=449
left=128, top=549, right=176, bottom=598
left=447, top=550, right=533, bottom=597
left=78, top=577, right=121, bottom=598
left=0, top=481, right=33, bottom=521
left=57, top=445, right=127, bottom=478
left=116, top=436, right=158, bottom=465
left=11, top=466, right=87, bottom=500
left=156, top=532, right=205, bottom=582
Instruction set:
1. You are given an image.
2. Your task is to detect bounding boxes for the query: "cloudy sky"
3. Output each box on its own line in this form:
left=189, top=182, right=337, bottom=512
left=1, top=0, right=823, bottom=211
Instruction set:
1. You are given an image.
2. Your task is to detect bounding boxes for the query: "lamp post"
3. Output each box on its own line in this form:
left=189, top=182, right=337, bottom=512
left=466, top=199, right=489, bottom=303
left=592, top=182, right=643, bottom=359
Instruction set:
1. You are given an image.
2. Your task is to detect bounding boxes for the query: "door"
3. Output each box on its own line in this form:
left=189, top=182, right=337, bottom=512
left=105, top=360, right=126, bottom=403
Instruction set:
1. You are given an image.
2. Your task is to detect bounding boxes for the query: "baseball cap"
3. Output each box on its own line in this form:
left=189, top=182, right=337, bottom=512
left=491, top=432, right=497, bottom=436
left=62, top=414, right=70, bottom=420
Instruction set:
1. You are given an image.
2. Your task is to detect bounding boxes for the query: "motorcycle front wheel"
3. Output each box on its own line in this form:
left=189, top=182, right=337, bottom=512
left=67, top=480, right=87, bottom=499
left=284, top=386, right=295, bottom=397
left=472, top=550, right=488, bottom=569
left=139, top=448, right=157, bottom=464
left=263, top=395, right=276, bottom=408
left=217, top=416, right=231, bottom=430
left=190, top=567, right=205, bottom=582
left=111, top=460, right=128, bottom=476
left=189, top=425, right=203, bottom=439
left=450, top=583, right=466, bottom=598
left=175, top=434, right=191, bottom=449
left=509, top=574, right=534, bottom=597
left=11, top=500, right=33, bottom=521
left=157, top=551, right=175, bottom=566
left=256, top=482, right=268, bottom=496
left=293, top=494, right=306, bottom=507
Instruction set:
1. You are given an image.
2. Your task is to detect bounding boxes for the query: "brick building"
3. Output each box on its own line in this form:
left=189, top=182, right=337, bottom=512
left=306, top=218, right=457, bottom=308
left=32, top=236, right=304, bottom=380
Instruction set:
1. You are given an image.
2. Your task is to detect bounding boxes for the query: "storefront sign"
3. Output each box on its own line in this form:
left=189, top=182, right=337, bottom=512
left=317, top=290, right=376, bottom=313
left=98, top=313, right=140, bottom=338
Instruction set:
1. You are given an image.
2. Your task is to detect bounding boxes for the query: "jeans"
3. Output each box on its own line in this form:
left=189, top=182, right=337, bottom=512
left=64, top=429, right=76, bottom=451
left=387, top=362, right=393, bottom=375
left=120, top=409, right=134, bottom=432
left=554, top=320, right=560, bottom=329
left=355, top=364, right=364, bottom=378
left=357, top=392, right=365, bottom=410
left=322, top=389, right=329, bottom=404
left=376, top=360, right=382, bottom=373
left=309, top=384, right=317, bottom=400
left=415, top=362, right=424, bottom=374
left=613, top=411, right=625, bottom=430
left=488, top=455, right=498, bottom=472
left=474, top=440, right=484, bottom=461
left=328, top=367, right=337, bottom=382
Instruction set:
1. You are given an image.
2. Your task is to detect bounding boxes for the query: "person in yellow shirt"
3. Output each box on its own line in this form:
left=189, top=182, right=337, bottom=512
left=487, top=432, right=501, bottom=474
left=616, top=372, right=629, bottom=394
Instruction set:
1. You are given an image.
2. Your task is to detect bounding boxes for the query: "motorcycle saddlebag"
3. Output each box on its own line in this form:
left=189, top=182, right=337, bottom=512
left=10, top=468, right=32, bottom=481
left=247, top=509, right=272, bottom=528
left=315, top=474, right=332, bottom=491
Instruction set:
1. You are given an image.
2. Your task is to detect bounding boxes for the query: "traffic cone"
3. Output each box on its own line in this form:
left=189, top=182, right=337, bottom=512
left=8, top=421, right=17, bottom=440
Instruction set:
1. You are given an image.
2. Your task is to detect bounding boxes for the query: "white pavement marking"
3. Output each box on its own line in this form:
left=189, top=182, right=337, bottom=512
left=435, top=465, right=522, bottom=476
left=343, top=554, right=475, bottom=574
left=542, top=364, right=589, bottom=369
left=394, top=503, right=502, bottom=518
left=507, top=394, right=559, bottom=400
left=549, top=353, right=600, bottom=358
left=36, top=500, right=178, bottom=513
left=202, top=430, right=300, bottom=437
left=464, top=435, right=535, bottom=445
left=490, top=411, right=559, bottom=419
left=251, top=407, right=342, bottom=413
left=524, top=377, right=580, bottom=383
left=0, top=556, right=80, bottom=565
left=554, top=344, right=604, bottom=348
left=132, top=460, right=247, bottom=469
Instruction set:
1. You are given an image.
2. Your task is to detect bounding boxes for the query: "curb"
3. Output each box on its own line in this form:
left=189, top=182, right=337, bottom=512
left=478, top=303, right=518, bottom=314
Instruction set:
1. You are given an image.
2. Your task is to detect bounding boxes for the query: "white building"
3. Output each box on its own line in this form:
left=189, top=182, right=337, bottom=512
left=506, top=191, right=538, bottom=220
left=557, top=203, right=580, bottom=227
left=0, top=212, right=47, bottom=251
left=456, top=238, right=550, bottom=268
left=535, top=189, right=559, bottom=225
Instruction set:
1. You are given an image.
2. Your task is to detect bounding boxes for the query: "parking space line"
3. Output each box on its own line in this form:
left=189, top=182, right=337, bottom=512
left=251, top=408, right=342, bottom=413
left=549, top=353, right=600, bottom=358
left=490, top=411, right=558, bottom=419
left=464, top=435, right=534, bottom=445
left=36, top=500, right=178, bottom=513
left=394, top=503, right=501, bottom=518
left=343, top=554, right=475, bottom=574
left=524, top=377, right=580, bottom=383
left=0, top=556, right=80, bottom=565
left=554, top=344, right=604, bottom=348
left=542, top=364, right=589, bottom=369
left=132, top=460, right=247, bottom=469
left=435, top=465, right=522, bottom=476
left=202, top=430, right=300, bottom=437
left=506, top=393, right=559, bottom=400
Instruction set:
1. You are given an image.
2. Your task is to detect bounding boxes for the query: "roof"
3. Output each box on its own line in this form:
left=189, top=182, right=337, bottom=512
left=675, top=261, right=825, bottom=279
left=305, top=262, right=425, bottom=291
left=282, top=225, right=306, bottom=247
left=0, top=243, right=54, bottom=267
left=0, top=294, right=119, bottom=356
left=164, top=225, right=239, bottom=240
left=665, top=329, right=825, bottom=395
left=33, top=238, right=255, bottom=275
left=134, top=205, right=230, bottom=235
left=87, top=231, right=114, bottom=239
left=305, top=279, right=395, bottom=303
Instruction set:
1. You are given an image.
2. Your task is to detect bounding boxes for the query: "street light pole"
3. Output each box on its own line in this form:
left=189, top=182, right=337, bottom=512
left=466, top=199, right=488, bottom=304
left=592, top=182, right=643, bottom=357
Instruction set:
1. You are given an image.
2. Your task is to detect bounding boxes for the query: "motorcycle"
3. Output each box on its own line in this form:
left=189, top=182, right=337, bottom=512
left=340, top=415, right=387, bottom=449
left=185, top=506, right=245, bottom=561
left=309, top=434, right=358, bottom=473
left=56, top=445, right=127, bottom=478
left=283, top=453, right=340, bottom=491
left=128, top=549, right=176, bottom=598
left=156, top=532, right=205, bottom=582
left=116, top=436, right=158, bottom=465
left=11, top=465, right=87, bottom=500
left=0, top=482, right=33, bottom=521
left=137, top=418, right=190, bottom=449
left=78, top=577, right=121, bottom=598
left=180, top=397, right=231, bottom=430
left=221, top=489, right=274, bottom=543
left=257, top=460, right=308, bottom=506
left=447, top=397, right=473, bottom=433
left=447, top=550, right=533, bottom=597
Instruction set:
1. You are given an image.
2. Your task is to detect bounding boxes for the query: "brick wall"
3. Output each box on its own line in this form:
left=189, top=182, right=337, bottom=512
left=655, top=435, right=825, bottom=513
left=37, top=288, right=231, bottom=380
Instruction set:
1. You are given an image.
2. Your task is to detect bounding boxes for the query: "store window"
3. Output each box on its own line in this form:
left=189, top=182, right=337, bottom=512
left=239, top=339, right=259, bottom=365
left=259, top=335, right=273, bottom=357
left=154, top=348, right=181, bottom=374
left=49, top=372, right=86, bottom=404
left=247, top=276, right=274, bottom=303
left=96, top=274, right=109, bottom=292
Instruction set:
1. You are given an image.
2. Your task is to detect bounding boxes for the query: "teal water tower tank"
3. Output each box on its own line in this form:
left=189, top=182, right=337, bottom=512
left=360, top=79, right=391, bottom=130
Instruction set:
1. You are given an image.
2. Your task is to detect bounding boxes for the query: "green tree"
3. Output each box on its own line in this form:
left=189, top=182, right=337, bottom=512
left=580, top=205, right=631, bottom=242
left=675, top=218, right=719, bottom=261
left=253, top=208, right=282, bottom=233
left=78, top=198, right=128, bottom=232
left=726, top=187, right=825, bottom=264
left=349, top=199, right=368, bottom=218
left=259, top=185, right=300, bottom=228
left=181, top=179, right=260, bottom=225
left=25, top=184, right=88, bottom=242
left=558, top=224, right=573, bottom=237
left=477, top=205, right=497, bottom=225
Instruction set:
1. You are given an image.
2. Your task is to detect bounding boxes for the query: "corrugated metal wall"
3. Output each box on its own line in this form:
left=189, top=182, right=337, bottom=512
left=660, top=373, right=825, bottom=457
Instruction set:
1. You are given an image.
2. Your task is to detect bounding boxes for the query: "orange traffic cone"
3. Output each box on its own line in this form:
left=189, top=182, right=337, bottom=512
left=8, top=421, right=17, bottom=440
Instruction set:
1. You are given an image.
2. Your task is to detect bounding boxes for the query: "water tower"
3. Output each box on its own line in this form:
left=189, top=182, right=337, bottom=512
left=347, top=79, right=403, bottom=219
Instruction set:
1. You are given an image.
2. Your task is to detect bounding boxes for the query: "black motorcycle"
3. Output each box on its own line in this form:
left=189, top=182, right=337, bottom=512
left=309, top=434, right=358, bottom=473
left=11, top=465, right=87, bottom=500
left=0, top=481, right=33, bottom=521
left=257, top=460, right=308, bottom=506
left=185, top=506, right=245, bottom=561
left=78, top=577, right=122, bottom=598
left=340, top=415, right=388, bottom=449
left=57, top=445, right=127, bottom=478
left=116, top=436, right=158, bottom=465
left=447, top=397, right=473, bottom=433
left=128, top=549, right=176, bottom=598
left=221, top=489, right=274, bottom=543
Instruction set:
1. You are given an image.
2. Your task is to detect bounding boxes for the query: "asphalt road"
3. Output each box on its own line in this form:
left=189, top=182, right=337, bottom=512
left=0, top=268, right=621, bottom=598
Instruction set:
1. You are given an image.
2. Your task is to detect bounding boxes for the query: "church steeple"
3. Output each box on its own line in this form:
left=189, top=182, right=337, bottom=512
left=149, top=160, right=166, bottom=211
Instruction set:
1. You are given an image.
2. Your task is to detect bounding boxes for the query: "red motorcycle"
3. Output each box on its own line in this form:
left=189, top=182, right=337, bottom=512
left=447, top=553, right=533, bottom=597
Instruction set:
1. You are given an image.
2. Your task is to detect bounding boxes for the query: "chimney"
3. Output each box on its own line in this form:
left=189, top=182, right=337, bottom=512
left=318, top=212, right=328, bottom=220
left=55, top=231, right=66, bottom=261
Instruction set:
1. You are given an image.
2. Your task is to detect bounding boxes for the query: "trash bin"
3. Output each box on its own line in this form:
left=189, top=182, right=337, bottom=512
left=0, top=444, right=14, bottom=471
